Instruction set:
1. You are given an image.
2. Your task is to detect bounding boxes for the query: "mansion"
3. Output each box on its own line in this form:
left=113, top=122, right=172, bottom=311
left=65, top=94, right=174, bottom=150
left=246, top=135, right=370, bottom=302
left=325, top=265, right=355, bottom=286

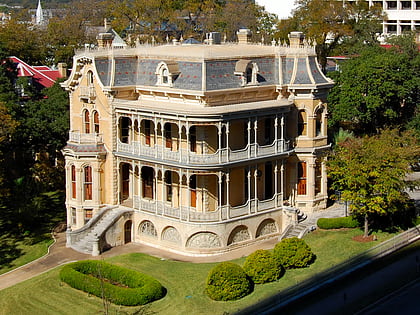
left=62, top=30, right=333, bottom=256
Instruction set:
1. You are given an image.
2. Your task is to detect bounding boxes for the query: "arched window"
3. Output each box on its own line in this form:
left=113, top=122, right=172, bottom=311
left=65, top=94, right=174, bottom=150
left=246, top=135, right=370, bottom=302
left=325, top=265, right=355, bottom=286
left=84, top=110, right=90, bottom=134
left=235, top=60, right=259, bottom=86
left=315, top=108, right=323, bottom=137
left=164, top=123, right=172, bottom=149
left=84, top=165, right=92, bottom=200
left=297, top=162, right=307, bottom=195
left=156, top=61, right=180, bottom=87
left=71, top=165, right=76, bottom=199
left=87, top=71, right=94, bottom=86
left=298, top=110, right=307, bottom=136
left=93, top=111, right=99, bottom=134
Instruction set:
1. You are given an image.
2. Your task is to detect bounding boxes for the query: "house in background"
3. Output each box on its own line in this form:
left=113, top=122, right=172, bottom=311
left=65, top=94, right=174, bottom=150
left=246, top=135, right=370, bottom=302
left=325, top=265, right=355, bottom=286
left=62, top=30, right=333, bottom=257
left=8, top=56, right=66, bottom=97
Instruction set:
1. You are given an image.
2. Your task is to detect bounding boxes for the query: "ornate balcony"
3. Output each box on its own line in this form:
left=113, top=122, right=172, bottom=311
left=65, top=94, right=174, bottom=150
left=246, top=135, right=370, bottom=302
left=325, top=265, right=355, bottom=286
left=69, top=130, right=103, bottom=144
left=116, top=139, right=292, bottom=166
left=132, top=193, right=283, bottom=223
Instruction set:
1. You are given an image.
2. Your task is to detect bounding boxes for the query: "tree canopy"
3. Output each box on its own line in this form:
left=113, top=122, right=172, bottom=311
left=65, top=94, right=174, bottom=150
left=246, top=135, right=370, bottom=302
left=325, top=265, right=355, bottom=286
left=327, top=37, right=420, bottom=135
left=327, top=129, right=420, bottom=237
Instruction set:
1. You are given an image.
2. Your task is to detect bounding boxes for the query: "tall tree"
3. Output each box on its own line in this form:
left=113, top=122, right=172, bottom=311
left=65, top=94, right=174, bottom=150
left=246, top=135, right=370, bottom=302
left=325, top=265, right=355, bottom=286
left=327, top=129, right=420, bottom=237
left=280, top=0, right=383, bottom=71
left=328, top=39, right=420, bottom=135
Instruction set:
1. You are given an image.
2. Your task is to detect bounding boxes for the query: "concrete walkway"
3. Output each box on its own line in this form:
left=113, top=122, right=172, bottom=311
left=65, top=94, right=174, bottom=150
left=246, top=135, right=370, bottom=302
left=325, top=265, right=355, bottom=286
left=0, top=204, right=345, bottom=291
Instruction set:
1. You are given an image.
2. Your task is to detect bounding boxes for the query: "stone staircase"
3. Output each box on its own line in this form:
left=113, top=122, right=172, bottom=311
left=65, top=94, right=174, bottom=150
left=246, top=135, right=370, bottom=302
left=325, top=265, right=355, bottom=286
left=69, top=206, right=133, bottom=255
left=281, top=203, right=346, bottom=239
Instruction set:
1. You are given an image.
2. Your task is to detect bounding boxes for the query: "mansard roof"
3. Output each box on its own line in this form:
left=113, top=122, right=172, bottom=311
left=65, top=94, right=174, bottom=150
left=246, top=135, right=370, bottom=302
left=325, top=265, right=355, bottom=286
left=64, top=42, right=333, bottom=92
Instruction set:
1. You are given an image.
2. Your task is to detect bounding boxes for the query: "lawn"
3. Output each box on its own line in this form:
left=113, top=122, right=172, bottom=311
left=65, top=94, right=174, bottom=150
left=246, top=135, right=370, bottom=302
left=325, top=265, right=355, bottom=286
left=0, top=235, right=53, bottom=275
left=0, top=228, right=397, bottom=315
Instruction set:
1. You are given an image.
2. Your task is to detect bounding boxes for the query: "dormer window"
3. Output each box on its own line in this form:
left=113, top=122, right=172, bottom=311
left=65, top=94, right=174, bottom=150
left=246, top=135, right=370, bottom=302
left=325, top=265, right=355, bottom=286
left=156, top=61, right=180, bottom=87
left=235, top=60, right=259, bottom=86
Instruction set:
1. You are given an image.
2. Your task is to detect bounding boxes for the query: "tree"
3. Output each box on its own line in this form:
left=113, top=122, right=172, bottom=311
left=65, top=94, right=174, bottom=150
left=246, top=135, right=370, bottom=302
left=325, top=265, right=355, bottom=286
left=327, top=129, right=420, bottom=237
left=280, top=0, right=383, bottom=71
left=328, top=40, right=420, bottom=135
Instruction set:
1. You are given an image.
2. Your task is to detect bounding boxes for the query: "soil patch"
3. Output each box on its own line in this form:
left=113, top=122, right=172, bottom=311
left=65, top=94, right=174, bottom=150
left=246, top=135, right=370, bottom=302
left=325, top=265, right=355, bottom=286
left=352, top=235, right=376, bottom=242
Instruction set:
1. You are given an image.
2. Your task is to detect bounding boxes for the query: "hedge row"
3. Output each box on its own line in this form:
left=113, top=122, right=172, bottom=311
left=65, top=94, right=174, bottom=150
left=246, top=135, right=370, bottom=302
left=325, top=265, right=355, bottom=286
left=317, top=216, right=359, bottom=229
left=206, top=238, right=317, bottom=301
left=60, top=260, right=165, bottom=306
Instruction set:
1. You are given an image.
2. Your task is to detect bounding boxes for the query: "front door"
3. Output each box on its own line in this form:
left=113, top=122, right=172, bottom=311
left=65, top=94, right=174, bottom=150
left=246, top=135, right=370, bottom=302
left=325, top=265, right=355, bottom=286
left=124, top=220, right=132, bottom=243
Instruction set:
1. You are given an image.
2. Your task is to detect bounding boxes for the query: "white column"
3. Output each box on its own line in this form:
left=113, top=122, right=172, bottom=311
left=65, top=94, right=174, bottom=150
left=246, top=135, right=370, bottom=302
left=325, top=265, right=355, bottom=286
left=226, top=121, right=230, bottom=162
left=274, top=115, right=278, bottom=153
left=274, top=161, right=278, bottom=207
left=226, top=171, right=230, bottom=219
left=254, top=166, right=258, bottom=213
left=218, top=122, right=222, bottom=163
left=218, top=172, right=222, bottom=221
left=247, top=119, right=251, bottom=158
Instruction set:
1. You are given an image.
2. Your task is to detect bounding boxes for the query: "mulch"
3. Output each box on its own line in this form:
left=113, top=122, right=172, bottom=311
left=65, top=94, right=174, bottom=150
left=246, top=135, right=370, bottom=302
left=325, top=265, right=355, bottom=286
left=352, top=234, right=377, bottom=242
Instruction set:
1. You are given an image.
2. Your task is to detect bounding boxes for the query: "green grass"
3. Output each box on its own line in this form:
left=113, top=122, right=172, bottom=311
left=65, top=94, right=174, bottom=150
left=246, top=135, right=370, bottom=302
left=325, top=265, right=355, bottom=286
left=0, top=236, right=53, bottom=275
left=0, top=228, right=397, bottom=315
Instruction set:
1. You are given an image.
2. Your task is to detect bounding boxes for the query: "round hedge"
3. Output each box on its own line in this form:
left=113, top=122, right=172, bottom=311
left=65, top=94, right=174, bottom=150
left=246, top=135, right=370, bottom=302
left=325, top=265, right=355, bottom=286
left=273, top=237, right=315, bottom=269
left=206, top=262, right=252, bottom=301
left=243, top=249, right=283, bottom=284
left=317, top=216, right=359, bottom=229
left=60, top=260, right=165, bottom=306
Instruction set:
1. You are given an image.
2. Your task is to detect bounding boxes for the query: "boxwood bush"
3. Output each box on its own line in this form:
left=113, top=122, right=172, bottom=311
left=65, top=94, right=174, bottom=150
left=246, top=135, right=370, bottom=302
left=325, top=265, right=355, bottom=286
left=273, top=237, right=315, bottom=269
left=243, top=249, right=284, bottom=284
left=206, top=262, right=252, bottom=301
left=317, top=216, right=359, bottom=229
left=59, top=260, right=165, bottom=306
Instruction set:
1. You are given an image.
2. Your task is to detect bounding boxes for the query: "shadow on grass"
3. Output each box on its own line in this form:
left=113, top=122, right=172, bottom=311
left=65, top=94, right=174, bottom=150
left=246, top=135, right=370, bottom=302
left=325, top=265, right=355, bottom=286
left=236, top=233, right=420, bottom=315
left=0, top=237, right=22, bottom=267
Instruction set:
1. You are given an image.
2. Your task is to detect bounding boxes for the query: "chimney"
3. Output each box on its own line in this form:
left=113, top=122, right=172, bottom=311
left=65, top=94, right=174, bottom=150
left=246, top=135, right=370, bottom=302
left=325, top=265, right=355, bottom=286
left=97, top=32, right=114, bottom=48
left=237, top=28, right=252, bottom=44
left=57, top=63, right=67, bottom=78
left=288, top=32, right=305, bottom=48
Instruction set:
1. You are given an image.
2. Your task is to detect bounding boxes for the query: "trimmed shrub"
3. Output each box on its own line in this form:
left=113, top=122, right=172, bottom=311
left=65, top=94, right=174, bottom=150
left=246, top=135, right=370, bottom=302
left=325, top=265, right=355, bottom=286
left=273, top=237, right=315, bottom=269
left=317, top=216, right=359, bottom=229
left=243, top=249, right=283, bottom=284
left=59, top=260, right=165, bottom=306
left=206, top=262, right=252, bottom=301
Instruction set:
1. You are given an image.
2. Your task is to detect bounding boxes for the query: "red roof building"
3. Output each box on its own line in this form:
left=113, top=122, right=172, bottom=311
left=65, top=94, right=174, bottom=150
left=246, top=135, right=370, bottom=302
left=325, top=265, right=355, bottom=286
left=9, top=56, right=66, bottom=89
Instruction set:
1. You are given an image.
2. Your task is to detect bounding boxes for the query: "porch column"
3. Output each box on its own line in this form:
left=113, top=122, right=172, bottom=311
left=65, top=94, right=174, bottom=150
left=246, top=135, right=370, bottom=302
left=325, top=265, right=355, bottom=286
left=218, top=172, right=222, bottom=221
left=281, top=114, right=285, bottom=151
left=226, top=171, right=230, bottom=219
left=274, top=115, right=278, bottom=153
left=308, top=157, right=316, bottom=201
left=274, top=161, right=278, bottom=207
left=154, top=117, right=158, bottom=158
left=186, top=122, right=190, bottom=163
left=154, top=167, right=158, bottom=214
left=254, top=166, right=258, bottom=213
left=247, top=119, right=251, bottom=158
left=187, top=169, right=190, bottom=222
left=226, top=121, right=230, bottom=162
left=218, top=122, right=222, bottom=163
left=116, top=158, right=121, bottom=204
left=281, top=160, right=285, bottom=199
left=254, top=119, right=258, bottom=157
left=247, top=168, right=251, bottom=214
left=178, top=122, right=182, bottom=162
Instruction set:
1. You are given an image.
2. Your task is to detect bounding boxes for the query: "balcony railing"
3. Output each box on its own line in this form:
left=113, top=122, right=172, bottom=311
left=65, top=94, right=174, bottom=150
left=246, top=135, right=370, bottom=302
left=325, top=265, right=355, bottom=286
left=132, top=193, right=282, bottom=223
left=69, top=130, right=103, bottom=144
left=117, top=139, right=291, bottom=165
left=79, top=86, right=96, bottom=100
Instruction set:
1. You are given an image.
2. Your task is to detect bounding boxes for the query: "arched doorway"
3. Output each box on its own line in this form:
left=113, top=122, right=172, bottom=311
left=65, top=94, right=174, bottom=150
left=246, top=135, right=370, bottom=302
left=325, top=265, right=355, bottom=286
left=124, top=220, right=132, bottom=243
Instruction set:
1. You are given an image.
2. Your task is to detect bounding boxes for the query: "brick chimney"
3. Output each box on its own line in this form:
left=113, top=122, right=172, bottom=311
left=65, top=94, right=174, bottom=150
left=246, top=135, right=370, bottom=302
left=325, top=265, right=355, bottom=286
left=289, top=31, right=305, bottom=48
left=97, top=32, right=114, bottom=48
left=57, top=63, right=67, bottom=78
left=237, top=28, right=252, bottom=44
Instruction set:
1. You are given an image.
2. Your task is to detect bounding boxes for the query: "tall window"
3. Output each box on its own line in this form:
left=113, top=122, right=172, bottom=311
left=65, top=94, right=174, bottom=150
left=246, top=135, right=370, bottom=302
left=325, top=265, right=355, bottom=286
left=190, top=126, right=197, bottom=152
left=297, top=162, right=307, bottom=195
left=164, top=123, right=172, bottom=149
left=298, top=110, right=307, bottom=136
left=93, top=111, right=99, bottom=134
left=71, top=207, right=76, bottom=225
left=189, top=175, right=196, bottom=207
left=120, top=117, right=130, bottom=144
left=165, top=171, right=172, bottom=202
left=142, top=167, right=154, bottom=199
left=71, top=165, right=76, bottom=199
left=144, top=120, right=151, bottom=146
left=315, top=108, right=323, bottom=137
left=315, top=160, right=322, bottom=195
left=84, top=209, right=92, bottom=224
left=84, top=110, right=90, bottom=134
left=84, top=166, right=92, bottom=200
left=87, top=71, right=94, bottom=86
